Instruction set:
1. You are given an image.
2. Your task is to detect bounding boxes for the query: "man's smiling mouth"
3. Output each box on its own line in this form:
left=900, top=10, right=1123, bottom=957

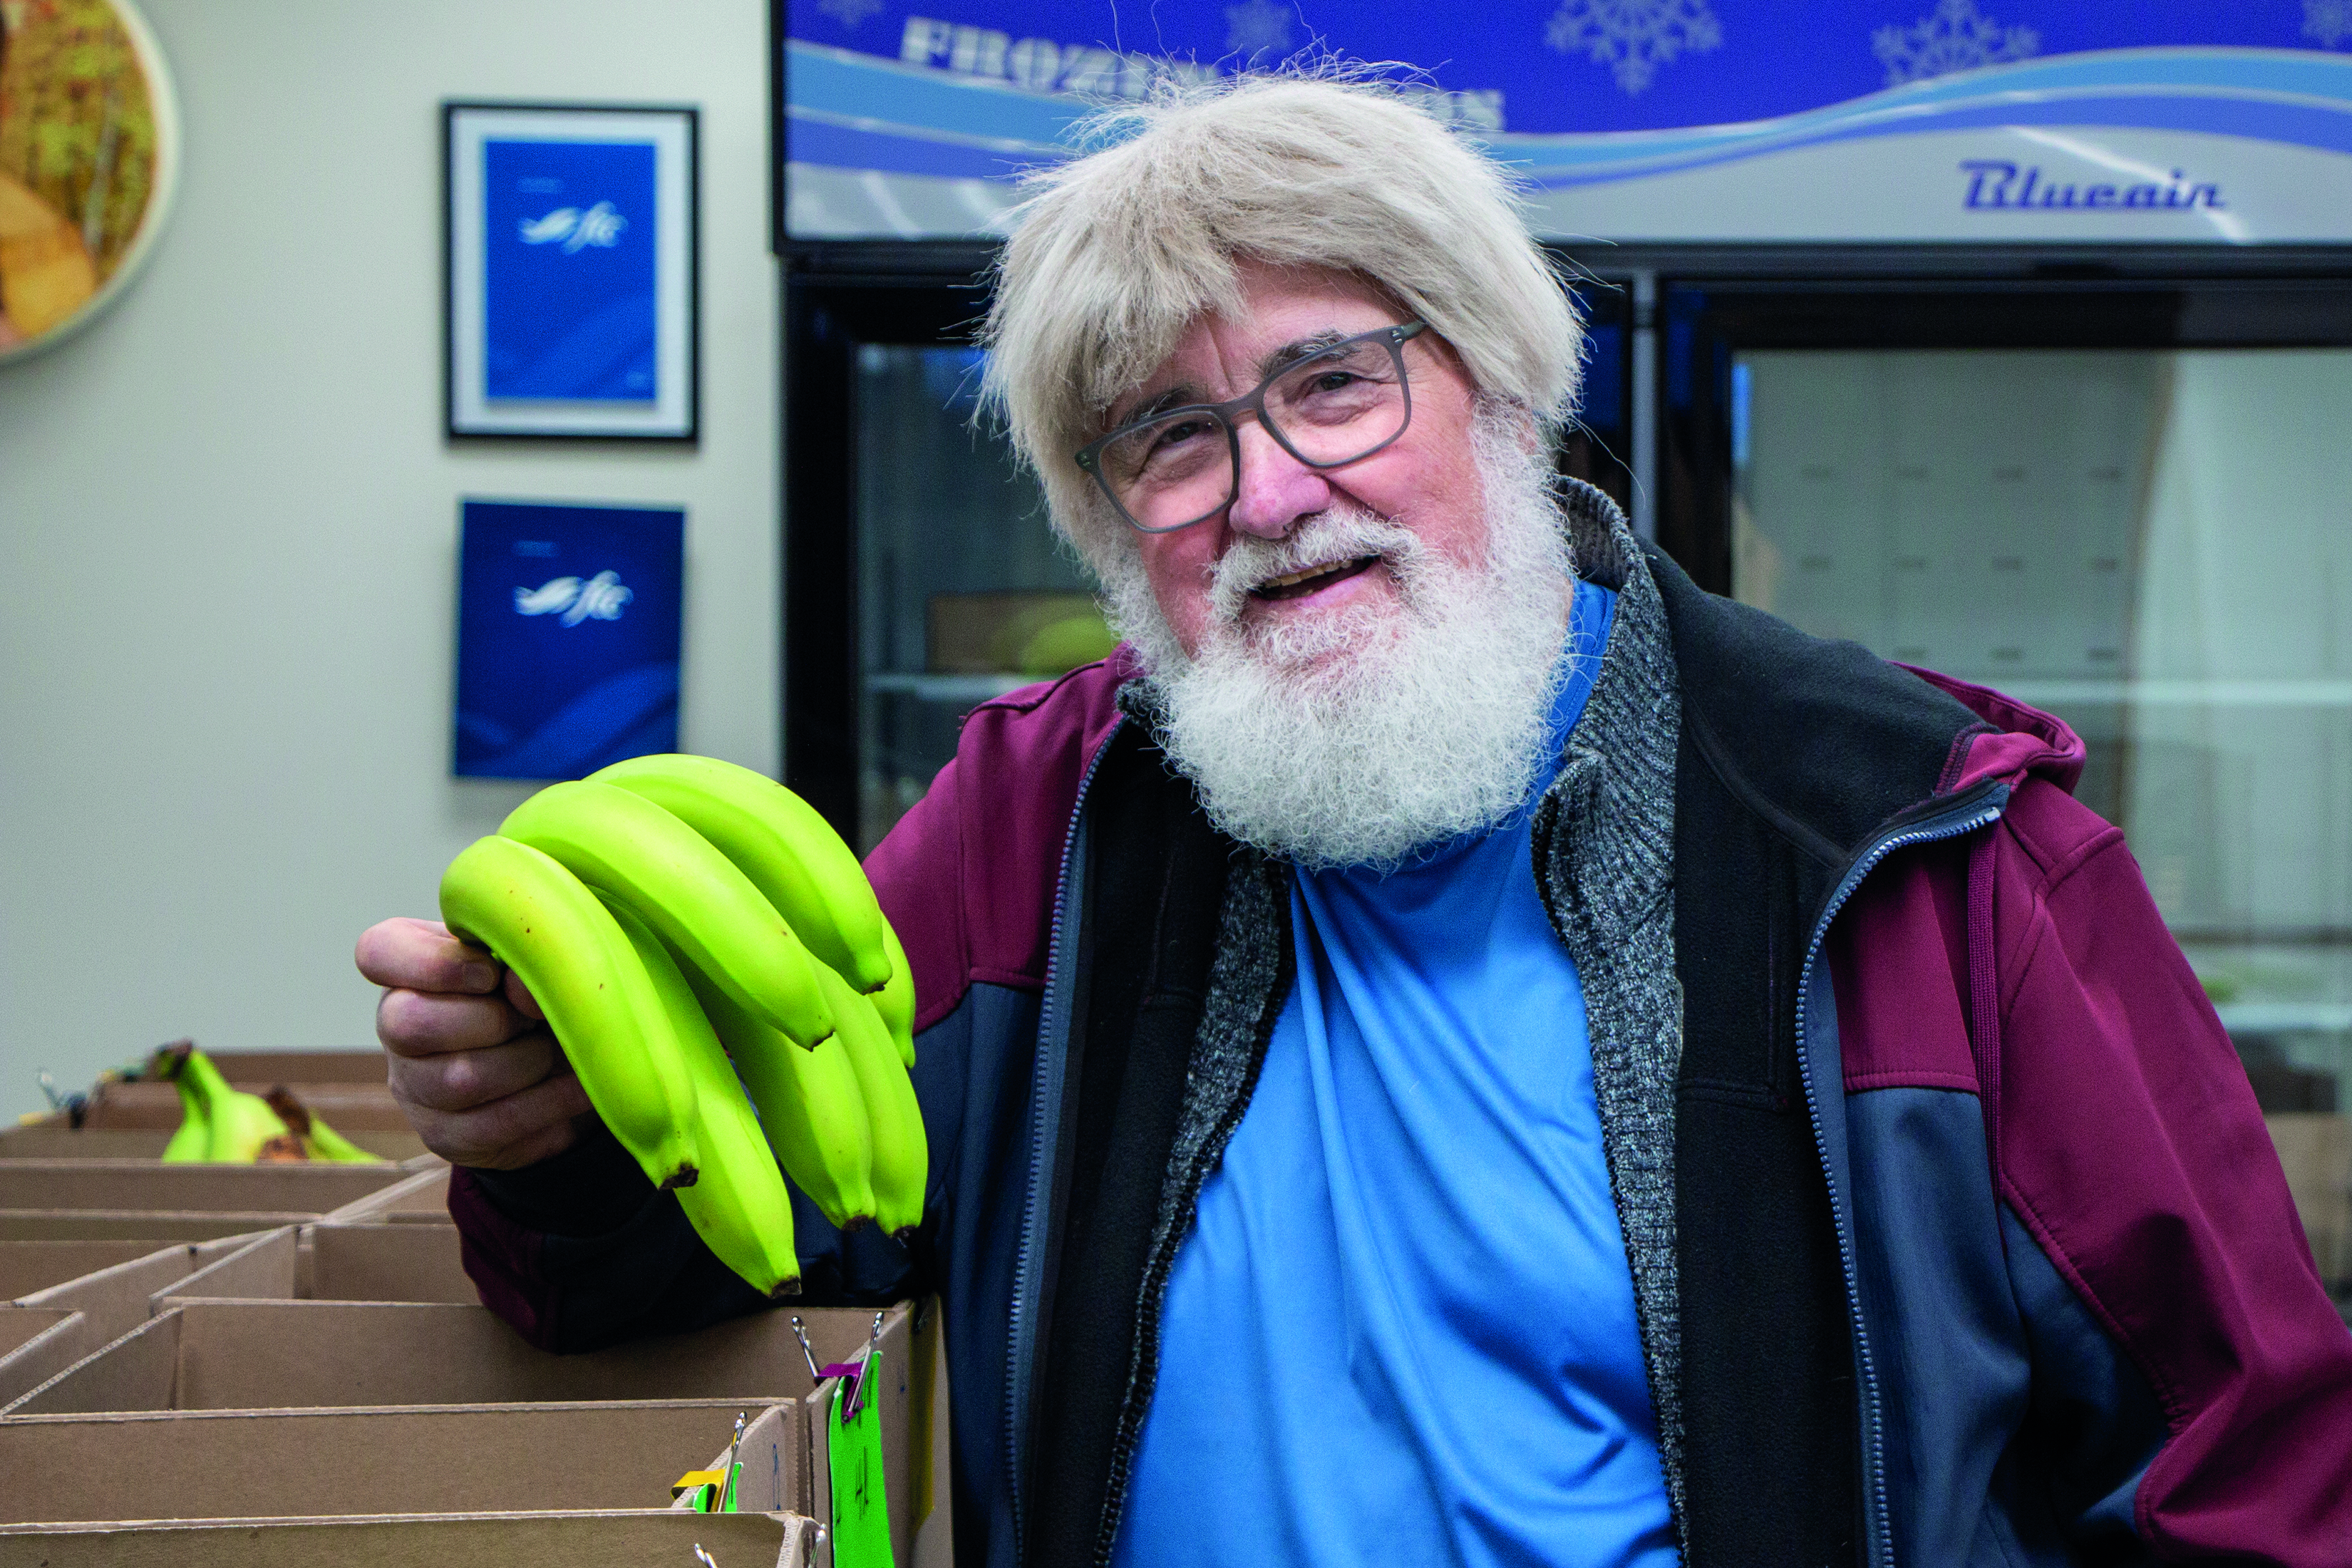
left=1249, top=555, right=1381, bottom=602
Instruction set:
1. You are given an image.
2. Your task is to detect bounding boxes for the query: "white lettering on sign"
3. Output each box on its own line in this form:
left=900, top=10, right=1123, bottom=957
left=893, top=16, right=1507, bottom=128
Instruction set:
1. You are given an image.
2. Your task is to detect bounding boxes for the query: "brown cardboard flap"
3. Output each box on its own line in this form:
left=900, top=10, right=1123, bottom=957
left=806, top=1305, right=922, bottom=1568
left=0, top=1211, right=301, bottom=1242
left=678, top=1401, right=801, bottom=1515
left=0, top=1125, right=429, bottom=1161
left=320, top=1165, right=450, bottom=1224
left=0, top=1399, right=800, bottom=1524
left=83, top=1079, right=413, bottom=1131
left=154, top=1226, right=299, bottom=1309
left=0, top=1239, right=161, bottom=1297
left=15, top=1300, right=855, bottom=1414
left=0, top=1161, right=403, bottom=1213
left=0, top=1507, right=810, bottom=1567
left=0, top=1307, right=84, bottom=1406
left=309, top=1222, right=478, bottom=1303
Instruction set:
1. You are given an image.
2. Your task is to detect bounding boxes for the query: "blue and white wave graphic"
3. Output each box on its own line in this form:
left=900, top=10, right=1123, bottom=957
left=785, top=44, right=2352, bottom=230
left=1491, top=49, right=2352, bottom=188
left=457, top=661, right=679, bottom=781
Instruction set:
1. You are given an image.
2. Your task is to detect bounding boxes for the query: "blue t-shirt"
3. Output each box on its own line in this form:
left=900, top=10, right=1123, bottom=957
left=1111, top=581, right=1676, bottom=1568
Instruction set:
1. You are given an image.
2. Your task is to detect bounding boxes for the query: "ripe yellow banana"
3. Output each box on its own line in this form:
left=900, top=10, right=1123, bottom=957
left=589, top=753, right=894, bottom=996
left=872, top=918, right=917, bottom=1069
left=500, top=781, right=835, bottom=1046
left=609, top=904, right=801, bottom=1299
left=439, top=834, right=700, bottom=1190
left=819, top=966, right=928, bottom=1238
left=691, top=968, right=878, bottom=1232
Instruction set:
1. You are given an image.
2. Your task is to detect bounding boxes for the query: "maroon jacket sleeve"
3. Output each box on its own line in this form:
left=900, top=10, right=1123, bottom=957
left=1989, top=778, right=2352, bottom=1559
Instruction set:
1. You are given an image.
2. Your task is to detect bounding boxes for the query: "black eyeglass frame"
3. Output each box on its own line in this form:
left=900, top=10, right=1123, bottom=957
left=1073, top=320, right=1432, bottom=535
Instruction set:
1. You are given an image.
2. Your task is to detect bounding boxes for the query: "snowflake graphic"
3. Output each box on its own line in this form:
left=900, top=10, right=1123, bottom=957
left=1224, top=0, right=1294, bottom=60
left=1872, top=0, right=2038, bottom=86
left=1545, top=0, right=1722, bottom=96
left=2307, top=0, right=2352, bottom=49
left=817, top=0, right=884, bottom=29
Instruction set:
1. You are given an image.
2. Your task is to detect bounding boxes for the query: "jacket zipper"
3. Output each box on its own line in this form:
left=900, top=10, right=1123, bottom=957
left=1005, top=714, right=1124, bottom=1559
left=1790, top=781, right=2008, bottom=1568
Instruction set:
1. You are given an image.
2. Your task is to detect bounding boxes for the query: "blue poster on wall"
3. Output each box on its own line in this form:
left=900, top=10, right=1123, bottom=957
left=483, top=138, right=658, bottom=403
left=453, top=500, right=685, bottom=780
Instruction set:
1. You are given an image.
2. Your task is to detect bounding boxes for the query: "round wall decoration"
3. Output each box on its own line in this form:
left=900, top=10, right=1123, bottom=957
left=0, top=0, right=178, bottom=363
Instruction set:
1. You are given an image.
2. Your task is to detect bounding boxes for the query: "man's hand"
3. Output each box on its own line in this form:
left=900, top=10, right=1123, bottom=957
left=356, top=917, right=594, bottom=1170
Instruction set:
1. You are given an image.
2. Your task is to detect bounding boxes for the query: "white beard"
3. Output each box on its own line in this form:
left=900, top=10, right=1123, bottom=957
left=1095, top=409, right=1580, bottom=870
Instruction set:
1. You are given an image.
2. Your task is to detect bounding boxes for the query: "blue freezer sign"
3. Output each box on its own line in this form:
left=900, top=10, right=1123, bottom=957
left=483, top=140, right=656, bottom=403
left=454, top=500, right=684, bottom=780
left=784, top=0, right=2352, bottom=242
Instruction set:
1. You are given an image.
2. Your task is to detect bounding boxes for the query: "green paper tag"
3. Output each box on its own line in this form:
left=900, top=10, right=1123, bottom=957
left=827, top=1354, right=892, bottom=1567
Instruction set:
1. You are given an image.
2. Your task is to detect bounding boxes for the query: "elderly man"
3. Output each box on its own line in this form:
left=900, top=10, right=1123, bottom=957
left=360, top=77, right=2351, bottom=1568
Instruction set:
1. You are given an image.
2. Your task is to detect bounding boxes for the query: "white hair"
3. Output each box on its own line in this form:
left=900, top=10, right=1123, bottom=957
left=1099, top=403, right=1579, bottom=870
left=980, top=73, right=1585, bottom=561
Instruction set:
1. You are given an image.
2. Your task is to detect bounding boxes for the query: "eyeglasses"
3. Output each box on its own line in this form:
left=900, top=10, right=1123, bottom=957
left=1075, top=321, right=1430, bottom=535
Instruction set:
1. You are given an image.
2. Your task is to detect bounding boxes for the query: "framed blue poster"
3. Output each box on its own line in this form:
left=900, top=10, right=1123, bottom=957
left=453, top=500, right=686, bottom=780
left=444, top=103, right=698, bottom=440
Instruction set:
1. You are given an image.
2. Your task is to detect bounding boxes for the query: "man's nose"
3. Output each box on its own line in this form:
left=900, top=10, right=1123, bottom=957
left=1224, top=418, right=1331, bottom=540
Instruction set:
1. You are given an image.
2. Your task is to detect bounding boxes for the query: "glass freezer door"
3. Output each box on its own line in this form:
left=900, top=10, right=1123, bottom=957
left=1728, top=342, right=2352, bottom=1295
left=852, top=344, right=1095, bottom=852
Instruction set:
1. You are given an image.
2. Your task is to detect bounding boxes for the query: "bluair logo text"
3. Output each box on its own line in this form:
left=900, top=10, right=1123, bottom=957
left=517, top=201, right=628, bottom=252
left=1960, top=161, right=2224, bottom=211
left=515, top=572, right=632, bottom=626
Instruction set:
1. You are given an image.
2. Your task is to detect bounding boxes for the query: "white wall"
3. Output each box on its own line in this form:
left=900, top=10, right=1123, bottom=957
left=0, top=1, right=778, bottom=1117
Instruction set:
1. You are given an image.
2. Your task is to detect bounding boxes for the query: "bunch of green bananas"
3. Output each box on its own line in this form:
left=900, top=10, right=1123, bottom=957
left=438, top=755, right=926, bottom=1300
left=154, top=1043, right=386, bottom=1164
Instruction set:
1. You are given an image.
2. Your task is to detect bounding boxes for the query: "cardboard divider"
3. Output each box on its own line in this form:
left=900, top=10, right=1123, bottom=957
left=0, top=1161, right=405, bottom=1214
left=0, top=1306, right=86, bottom=1407
left=9, top=1299, right=910, bottom=1416
left=0, top=1507, right=810, bottom=1567
left=0, top=1239, right=160, bottom=1297
left=319, top=1164, right=450, bottom=1225
left=0, top=1126, right=429, bottom=1161
left=309, top=1222, right=477, bottom=1303
left=0, top=1211, right=309, bottom=1242
left=0, top=1399, right=800, bottom=1524
left=14, top=1234, right=255, bottom=1371
left=150, top=1227, right=298, bottom=1311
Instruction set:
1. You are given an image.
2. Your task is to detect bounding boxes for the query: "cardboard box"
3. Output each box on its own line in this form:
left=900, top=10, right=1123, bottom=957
left=0, top=1125, right=429, bottom=1161
left=0, top=1160, right=406, bottom=1214
left=71, top=1051, right=411, bottom=1135
left=0, top=1399, right=799, bottom=1523
left=9, top=1297, right=909, bottom=1415
left=81, top=1080, right=414, bottom=1132
left=686, top=1300, right=951, bottom=1568
left=0, top=1508, right=810, bottom=1567
left=2269, top=1113, right=2351, bottom=1285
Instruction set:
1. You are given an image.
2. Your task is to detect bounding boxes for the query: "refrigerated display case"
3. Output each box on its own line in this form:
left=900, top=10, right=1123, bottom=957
left=777, top=7, right=2352, bottom=1296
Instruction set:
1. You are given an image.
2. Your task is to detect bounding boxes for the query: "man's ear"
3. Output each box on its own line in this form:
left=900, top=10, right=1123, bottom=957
left=1480, top=395, right=1545, bottom=456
